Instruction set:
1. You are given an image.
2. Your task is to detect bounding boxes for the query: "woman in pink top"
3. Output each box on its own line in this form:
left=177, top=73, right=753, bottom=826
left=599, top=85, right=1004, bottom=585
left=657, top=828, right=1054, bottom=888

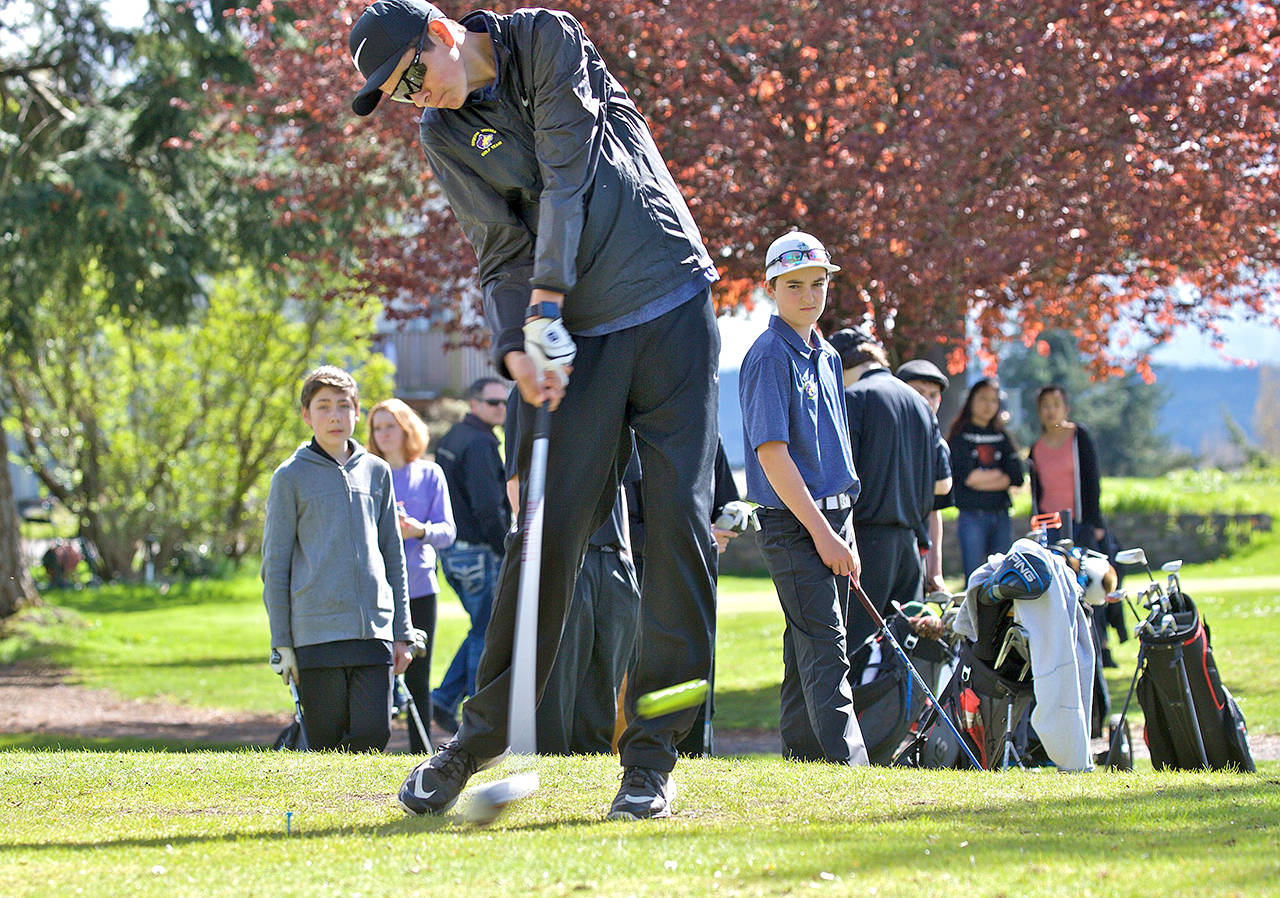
left=1028, top=385, right=1105, bottom=548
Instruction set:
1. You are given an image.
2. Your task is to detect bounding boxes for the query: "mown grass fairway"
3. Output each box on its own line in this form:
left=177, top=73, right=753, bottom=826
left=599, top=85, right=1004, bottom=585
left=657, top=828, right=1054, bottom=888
left=2, top=751, right=1277, bottom=898
left=3, top=530, right=1278, bottom=896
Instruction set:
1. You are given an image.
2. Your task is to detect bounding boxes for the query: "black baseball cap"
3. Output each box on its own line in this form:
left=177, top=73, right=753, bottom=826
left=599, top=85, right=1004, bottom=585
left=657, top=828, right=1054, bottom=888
left=827, top=326, right=879, bottom=368
left=895, top=358, right=950, bottom=391
left=350, top=0, right=446, bottom=116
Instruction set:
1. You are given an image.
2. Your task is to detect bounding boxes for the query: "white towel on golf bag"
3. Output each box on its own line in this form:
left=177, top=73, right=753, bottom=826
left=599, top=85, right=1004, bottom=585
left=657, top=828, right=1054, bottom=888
left=955, top=538, right=1096, bottom=772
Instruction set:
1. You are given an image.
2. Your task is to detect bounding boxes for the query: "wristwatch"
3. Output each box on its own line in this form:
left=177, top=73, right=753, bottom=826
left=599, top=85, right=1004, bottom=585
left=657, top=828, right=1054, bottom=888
left=525, top=300, right=562, bottom=321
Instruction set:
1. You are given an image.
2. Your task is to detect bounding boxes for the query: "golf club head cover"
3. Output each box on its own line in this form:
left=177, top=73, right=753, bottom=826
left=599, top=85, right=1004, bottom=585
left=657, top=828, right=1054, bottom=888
left=522, top=315, right=576, bottom=387
left=269, top=646, right=299, bottom=685
left=714, top=500, right=759, bottom=533
left=978, top=549, right=1053, bottom=604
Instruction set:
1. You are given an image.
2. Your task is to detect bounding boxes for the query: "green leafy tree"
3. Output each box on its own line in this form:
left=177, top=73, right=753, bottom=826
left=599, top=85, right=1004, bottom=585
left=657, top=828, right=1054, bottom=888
left=999, top=331, right=1185, bottom=476
left=3, top=265, right=393, bottom=581
left=1, top=0, right=333, bottom=608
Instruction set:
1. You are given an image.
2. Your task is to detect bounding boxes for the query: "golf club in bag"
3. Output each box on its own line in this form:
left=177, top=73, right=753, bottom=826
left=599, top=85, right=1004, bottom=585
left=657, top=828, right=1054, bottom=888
left=851, top=579, right=984, bottom=770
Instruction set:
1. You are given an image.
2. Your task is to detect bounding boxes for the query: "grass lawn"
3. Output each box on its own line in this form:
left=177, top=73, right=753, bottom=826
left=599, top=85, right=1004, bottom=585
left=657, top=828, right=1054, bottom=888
left=2, top=539, right=1278, bottom=895
left=2, top=751, right=1277, bottom=898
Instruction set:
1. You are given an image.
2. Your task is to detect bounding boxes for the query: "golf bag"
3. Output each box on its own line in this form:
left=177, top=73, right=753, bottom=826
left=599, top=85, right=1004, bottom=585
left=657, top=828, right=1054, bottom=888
left=1131, top=593, right=1254, bottom=772
left=895, top=639, right=1034, bottom=769
left=851, top=614, right=953, bottom=765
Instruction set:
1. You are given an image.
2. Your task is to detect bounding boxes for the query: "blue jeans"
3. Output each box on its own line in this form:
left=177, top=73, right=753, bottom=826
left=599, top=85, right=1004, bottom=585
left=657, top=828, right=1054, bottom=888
left=432, top=542, right=502, bottom=715
left=957, top=508, right=1013, bottom=583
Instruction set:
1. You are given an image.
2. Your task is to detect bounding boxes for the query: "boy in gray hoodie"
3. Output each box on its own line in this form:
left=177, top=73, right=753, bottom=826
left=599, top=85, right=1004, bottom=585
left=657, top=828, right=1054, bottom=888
left=262, top=366, right=414, bottom=751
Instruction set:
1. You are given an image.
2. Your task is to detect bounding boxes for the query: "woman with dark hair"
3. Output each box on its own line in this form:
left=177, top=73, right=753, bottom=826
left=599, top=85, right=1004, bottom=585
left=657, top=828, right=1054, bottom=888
left=367, top=398, right=456, bottom=752
left=947, top=378, right=1025, bottom=580
left=1028, top=385, right=1105, bottom=548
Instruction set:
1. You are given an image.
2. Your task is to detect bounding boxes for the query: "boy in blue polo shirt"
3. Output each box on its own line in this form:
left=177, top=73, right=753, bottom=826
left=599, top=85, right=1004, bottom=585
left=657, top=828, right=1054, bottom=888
left=738, top=232, right=869, bottom=765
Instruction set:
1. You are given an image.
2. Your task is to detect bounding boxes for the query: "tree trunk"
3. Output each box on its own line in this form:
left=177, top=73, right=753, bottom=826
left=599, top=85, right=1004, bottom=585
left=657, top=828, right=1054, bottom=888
left=0, top=426, right=37, bottom=618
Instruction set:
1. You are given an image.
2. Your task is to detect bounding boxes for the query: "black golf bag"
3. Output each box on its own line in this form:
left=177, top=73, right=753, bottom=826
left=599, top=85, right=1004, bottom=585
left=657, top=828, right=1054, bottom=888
left=894, top=639, right=1035, bottom=769
left=1129, top=594, right=1254, bottom=772
left=850, top=614, right=954, bottom=765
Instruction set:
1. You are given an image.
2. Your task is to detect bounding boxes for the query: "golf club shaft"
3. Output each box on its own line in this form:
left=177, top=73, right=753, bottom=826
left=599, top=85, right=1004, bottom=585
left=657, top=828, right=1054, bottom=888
left=288, top=679, right=310, bottom=751
left=397, top=673, right=432, bottom=756
left=851, top=579, right=984, bottom=771
left=509, top=403, right=550, bottom=756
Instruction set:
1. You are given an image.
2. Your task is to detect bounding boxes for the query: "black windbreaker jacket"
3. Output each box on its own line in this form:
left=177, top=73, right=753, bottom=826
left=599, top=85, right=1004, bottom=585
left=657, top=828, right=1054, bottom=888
left=418, top=9, right=715, bottom=374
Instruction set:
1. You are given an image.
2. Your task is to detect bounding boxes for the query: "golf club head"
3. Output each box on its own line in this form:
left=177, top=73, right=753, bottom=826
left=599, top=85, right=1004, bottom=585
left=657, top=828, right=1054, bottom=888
left=459, top=771, right=539, bottom=826
left=1114, top=548, right=1147, bottom=567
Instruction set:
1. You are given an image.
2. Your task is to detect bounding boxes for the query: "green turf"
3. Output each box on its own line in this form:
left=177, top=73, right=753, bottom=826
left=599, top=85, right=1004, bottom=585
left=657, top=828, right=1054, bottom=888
left=0, top=751, right=1275, bottom=898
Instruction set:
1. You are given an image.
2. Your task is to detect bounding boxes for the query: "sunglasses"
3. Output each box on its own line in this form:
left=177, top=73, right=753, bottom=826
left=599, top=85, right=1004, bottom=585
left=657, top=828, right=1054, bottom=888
left=388, top=24, right=430, bottom=104
left=478, top=398, right=506, bottom=407
left=767, top=247, right=831, bottom=269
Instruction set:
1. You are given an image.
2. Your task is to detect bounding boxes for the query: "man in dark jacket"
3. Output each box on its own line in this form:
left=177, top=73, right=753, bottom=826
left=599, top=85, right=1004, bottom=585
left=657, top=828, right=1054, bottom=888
left=351, top=0, right=719, bottom=820
left=828, top=328, right=952, bottom=685
left=430, top=376, right=512, bottom=735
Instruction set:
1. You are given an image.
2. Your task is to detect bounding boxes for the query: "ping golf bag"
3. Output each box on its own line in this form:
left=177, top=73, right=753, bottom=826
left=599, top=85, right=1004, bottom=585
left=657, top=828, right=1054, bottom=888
left=896, top=538, right=1096, bottom=771
left=1128, top=593, right=1254, bottom=772
left=850, top=613, right=954, bottom=765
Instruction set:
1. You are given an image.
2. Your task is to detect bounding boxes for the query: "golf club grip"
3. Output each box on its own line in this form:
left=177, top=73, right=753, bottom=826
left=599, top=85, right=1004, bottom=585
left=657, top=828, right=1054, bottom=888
left=509, top=403, right=550, bottom=755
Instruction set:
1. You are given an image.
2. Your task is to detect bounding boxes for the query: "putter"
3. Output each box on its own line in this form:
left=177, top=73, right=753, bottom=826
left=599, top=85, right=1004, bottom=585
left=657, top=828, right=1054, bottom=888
left=851, top=579, right=984, bottom=770
left=509, top=402, right=550, bottom=755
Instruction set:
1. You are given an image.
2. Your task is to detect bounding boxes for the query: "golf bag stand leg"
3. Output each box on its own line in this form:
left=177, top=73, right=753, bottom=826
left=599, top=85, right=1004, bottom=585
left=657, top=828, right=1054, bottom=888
left=1173, top=643, right=1211, bottom=769
left=852, top=579, right=984, bottom=771
left=1107, top=643, right=1146, bottom=767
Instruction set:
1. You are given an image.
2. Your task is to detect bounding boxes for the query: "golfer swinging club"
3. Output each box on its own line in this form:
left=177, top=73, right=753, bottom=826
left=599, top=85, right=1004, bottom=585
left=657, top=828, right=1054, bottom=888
left=350, top=0, right=720, bottom=820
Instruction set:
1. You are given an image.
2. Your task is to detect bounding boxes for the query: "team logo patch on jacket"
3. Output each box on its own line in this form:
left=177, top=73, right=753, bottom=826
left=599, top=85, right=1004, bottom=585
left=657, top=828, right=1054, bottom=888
left=470, top=128, right=503, bottom=157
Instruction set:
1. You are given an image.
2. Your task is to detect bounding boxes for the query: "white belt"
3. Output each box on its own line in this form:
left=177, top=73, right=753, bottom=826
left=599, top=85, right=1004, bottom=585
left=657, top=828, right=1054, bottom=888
left=817, top=494, right=852, bottom=511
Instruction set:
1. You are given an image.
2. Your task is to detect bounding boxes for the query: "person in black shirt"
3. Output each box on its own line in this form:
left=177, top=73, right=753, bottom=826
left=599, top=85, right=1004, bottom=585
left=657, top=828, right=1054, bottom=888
left=431, top=376, right=512, bottom=735
left=947, top=378, right=1025, bottom=581
left=828, top=330, right=951, bottom=684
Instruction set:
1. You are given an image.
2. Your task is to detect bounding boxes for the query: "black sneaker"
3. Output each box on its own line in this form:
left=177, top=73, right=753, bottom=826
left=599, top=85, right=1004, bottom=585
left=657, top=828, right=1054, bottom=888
left=607, top=766, right=677, bottom=821
left=397, top=740, right=503, bottom=816
left=431, top=704, right=460, bottom=736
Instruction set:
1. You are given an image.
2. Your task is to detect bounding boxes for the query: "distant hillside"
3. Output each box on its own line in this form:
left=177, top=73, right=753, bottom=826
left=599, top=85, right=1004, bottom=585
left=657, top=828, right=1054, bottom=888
left=719, top=363, right=1267, bottom=468
left=1151, top=364, right=1260, bottom=456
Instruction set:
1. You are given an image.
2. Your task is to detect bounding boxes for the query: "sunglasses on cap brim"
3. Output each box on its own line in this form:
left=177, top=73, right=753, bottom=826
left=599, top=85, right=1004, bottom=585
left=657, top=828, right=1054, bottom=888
left=767, top=247, right=832, bottom=269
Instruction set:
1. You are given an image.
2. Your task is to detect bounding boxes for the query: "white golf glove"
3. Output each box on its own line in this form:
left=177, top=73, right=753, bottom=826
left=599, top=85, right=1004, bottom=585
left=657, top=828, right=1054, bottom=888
left=269, top=647, right=299, bottom=685
left=714, top=500, right=760, bottom=533
left=522, top=315, right=576, bottom=387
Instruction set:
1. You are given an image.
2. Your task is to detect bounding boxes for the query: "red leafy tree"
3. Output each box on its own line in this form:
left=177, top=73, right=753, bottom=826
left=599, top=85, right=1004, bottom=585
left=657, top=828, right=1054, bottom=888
left=218, top=0, right=1279, bottom=375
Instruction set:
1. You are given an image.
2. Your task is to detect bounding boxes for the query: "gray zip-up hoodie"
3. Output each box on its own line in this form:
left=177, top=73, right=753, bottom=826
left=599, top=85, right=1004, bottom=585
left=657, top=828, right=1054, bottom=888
left=261, top=442, right=411, bottom=649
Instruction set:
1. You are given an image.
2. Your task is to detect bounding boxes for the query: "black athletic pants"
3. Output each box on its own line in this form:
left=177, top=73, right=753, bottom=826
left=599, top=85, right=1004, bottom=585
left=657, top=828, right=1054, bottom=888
left=847, top=524, right=921, bottom=684
left=458, top=293, right=719, bottom=772
left=756, top=506, right=868, bottom=765
left=296, top=665, right=393, bottom=752
left=402, top=593, right=437, bottom=753
left=535, top=546, right=640, bottom=754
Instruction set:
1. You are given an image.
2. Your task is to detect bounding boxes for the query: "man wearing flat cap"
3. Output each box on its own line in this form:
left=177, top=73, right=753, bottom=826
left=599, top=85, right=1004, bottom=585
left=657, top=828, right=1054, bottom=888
left=828, top=330, right=952, bottom=686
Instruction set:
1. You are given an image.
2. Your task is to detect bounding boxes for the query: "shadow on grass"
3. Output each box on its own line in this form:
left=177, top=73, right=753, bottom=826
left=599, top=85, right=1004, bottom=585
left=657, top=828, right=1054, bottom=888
left=41, top=579, right=254, bottom=615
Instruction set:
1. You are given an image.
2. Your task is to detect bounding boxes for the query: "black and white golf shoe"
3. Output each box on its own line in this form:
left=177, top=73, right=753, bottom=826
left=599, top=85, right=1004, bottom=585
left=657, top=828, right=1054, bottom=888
left=397, top=740, right=504, bottom=816
left=607, top=766, right=676, bottom=821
